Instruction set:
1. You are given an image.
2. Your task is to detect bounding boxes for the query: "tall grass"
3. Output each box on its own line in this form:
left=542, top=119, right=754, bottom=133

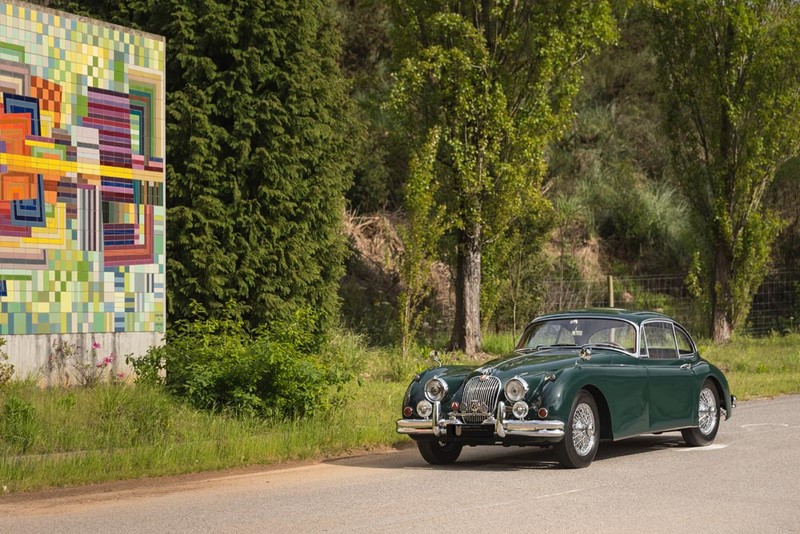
left=698, top=334, right=800, bottom=399
left=0, top=379, right=408, bottom=493
left=0, top=332, right=797, bottom=493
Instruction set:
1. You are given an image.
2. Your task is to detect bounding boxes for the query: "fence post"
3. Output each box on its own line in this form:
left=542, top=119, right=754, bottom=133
left=608, top=275, right=615, bottom=308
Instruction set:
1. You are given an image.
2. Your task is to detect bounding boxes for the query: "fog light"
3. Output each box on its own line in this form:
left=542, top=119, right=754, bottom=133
left=403, top=406, right=413, bottom=418
left=512, top=401, right=529, bottom=419
left=417, top=400, right=433, bottom=418
left=537, top=407, right=549, bottom=419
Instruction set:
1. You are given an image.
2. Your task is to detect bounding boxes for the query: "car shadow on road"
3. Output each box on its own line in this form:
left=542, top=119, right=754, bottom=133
left=325, top=433, right=688, bottom=472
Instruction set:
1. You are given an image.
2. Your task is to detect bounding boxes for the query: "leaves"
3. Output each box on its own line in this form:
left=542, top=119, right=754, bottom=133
left=652, top=0, right=800, bottom=337
left=387, top=0, right=615, bottom=350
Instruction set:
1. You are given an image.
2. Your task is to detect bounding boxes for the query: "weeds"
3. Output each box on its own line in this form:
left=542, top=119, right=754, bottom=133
left=1, top=396, right=39, bottom=453
left=0, top=338, right=13, bottom=387
left=44, top=339, right=123, bottom=388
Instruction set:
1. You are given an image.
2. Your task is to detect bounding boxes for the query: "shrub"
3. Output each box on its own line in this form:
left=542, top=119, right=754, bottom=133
left=134, top=306, right=357, bottom=419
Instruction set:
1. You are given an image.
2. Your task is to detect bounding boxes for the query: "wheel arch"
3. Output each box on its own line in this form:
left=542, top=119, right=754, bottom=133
left=582, top=385, right=613, bottom=440
left=701, top=374, right=728, bottom=418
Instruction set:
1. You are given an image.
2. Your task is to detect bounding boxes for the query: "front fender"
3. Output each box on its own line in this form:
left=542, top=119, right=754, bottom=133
left=403, top=365, right=474, bottom=411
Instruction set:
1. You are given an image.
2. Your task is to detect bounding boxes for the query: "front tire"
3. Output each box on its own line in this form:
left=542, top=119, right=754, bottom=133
left=555, top=390, right=599, bottom=469
left=682, top=380, right=720, bottom=447
left=417, top=440, right=463, bottom=465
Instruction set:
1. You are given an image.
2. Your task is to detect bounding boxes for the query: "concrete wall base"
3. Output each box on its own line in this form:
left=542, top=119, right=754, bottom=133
left=1, top=332, right=164, bottom=385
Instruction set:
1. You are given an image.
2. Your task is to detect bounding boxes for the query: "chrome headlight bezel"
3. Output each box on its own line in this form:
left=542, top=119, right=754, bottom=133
left=504, top=377, right=529, bottom=402
left=424, top=377, right=448, bottom=402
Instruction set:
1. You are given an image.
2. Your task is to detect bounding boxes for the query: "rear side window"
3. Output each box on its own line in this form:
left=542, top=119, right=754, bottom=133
left=642, top=322, right=678, bottom=359
left=675, top=327, right=694, bottom=356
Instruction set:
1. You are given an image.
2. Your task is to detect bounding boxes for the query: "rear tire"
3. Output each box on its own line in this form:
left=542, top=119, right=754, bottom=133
left=417, top=440, right=463, bottom=465
left=555, top=390, right=599, bottom=469
left=682, top=380, right=720, bottom=447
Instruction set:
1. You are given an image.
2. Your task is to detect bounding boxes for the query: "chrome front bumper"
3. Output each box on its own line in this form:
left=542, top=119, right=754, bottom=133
left=396, top=401, right=565, bottom=440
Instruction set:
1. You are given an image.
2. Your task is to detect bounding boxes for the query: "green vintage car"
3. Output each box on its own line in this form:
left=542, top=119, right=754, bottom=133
left=397, top=308, right=736, bottom=468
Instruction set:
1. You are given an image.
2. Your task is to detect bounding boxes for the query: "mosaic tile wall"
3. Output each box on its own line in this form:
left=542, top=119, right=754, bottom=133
left=0, top=1, right=165, bottom=335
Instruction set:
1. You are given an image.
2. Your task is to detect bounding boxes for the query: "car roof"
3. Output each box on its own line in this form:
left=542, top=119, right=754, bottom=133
left=531, top=307, right=674, bottom=326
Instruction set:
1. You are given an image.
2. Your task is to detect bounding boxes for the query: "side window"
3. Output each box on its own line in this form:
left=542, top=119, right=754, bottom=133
left=642, top=322, right=678, bottom=360
left=675, top=327, right=694, bottom=356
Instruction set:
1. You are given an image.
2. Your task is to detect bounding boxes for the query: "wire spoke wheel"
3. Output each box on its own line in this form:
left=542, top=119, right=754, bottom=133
left=698, top=387, right=718, bottom=436
left=681, top=380, right=721, bottom=447
left=571, top=403, right=597, bottom=456
left=556, top=390, right=599, bottom=468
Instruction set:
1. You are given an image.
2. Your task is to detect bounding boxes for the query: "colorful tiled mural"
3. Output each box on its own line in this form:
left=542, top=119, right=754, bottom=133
left=0, top=1, right=165, bottom=335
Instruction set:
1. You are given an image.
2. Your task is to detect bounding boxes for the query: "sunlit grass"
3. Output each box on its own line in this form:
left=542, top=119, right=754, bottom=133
left=0, top=332, right=798, bottom=493
left=698, top=334, right=800, bottom=400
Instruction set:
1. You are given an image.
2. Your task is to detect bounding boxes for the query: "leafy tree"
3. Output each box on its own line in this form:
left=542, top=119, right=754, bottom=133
left=388, top=0, right=616, bottom=353
left=651, top=0, right=800, bottom=341
left=44, top=0, right=355, bottom=332
left=398, top=127, right=446, bottom=357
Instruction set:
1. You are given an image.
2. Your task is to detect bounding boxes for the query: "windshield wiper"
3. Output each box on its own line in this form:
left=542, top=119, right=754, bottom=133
left=515, top=343, right=576, bottom=353
left=589, top=342, right=628, bottom=351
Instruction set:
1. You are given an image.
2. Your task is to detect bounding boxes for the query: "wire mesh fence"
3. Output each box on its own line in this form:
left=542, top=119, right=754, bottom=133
left=539, top=271, right=799, bottom=338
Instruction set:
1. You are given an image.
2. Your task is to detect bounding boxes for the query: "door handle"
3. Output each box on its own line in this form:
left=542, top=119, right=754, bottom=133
left=680, top=363, right=691, bottom=370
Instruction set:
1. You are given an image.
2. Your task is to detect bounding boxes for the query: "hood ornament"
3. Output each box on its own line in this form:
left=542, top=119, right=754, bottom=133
left=478, top=367, right=495, bottom=379
left=430, top=350, right=442, bottom=367
left=580, top=345, right=592, bottom=361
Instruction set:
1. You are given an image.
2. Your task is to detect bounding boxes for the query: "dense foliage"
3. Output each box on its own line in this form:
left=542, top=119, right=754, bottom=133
left=131, top=305, right=357, bottom=417
left=547, top=6, right=692, bottom=276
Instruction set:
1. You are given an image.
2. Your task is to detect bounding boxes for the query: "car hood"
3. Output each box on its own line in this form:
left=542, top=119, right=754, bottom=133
left=472, top=348, right=608, bottom=380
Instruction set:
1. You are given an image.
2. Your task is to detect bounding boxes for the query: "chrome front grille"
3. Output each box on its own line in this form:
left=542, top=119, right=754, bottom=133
left=461, top=375, right=501, bottom=423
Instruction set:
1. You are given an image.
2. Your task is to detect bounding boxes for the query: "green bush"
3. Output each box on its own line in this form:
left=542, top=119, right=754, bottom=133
left=132, top=305, right=358, bottom=419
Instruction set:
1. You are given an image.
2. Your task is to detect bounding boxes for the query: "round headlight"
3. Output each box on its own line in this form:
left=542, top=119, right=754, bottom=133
left=417, top=400, right=433, bottom=418
left=512, top=401, right=529, bottom=420
left=424, top=377, right=448, bottom=402
left=504, top=377, right=529, bottom=402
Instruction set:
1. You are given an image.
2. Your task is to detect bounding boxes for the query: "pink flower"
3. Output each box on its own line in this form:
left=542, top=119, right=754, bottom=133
left=92, top=342, right=101, bottom=350
left=117, top=372, right=125, bottom=380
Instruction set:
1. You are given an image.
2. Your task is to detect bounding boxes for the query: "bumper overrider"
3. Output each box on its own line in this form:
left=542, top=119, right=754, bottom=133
left=396, top=400, right=565, bottom=440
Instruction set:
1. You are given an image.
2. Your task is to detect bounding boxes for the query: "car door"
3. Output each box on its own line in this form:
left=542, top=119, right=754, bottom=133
left=639, top=320, right=695, bottom=431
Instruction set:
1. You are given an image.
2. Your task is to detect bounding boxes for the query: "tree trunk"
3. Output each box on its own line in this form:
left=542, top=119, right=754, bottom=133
left=449, top=228, right=482, bottom=354
left=710, top=246, right=733, bottom=343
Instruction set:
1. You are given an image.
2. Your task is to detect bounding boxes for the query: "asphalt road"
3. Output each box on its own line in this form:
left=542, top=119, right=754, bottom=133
left=2, top=395, right=799, bottom=533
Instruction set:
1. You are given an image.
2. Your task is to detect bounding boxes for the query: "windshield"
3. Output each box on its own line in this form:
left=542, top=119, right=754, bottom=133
left=516, top=317, right=637, bottom=353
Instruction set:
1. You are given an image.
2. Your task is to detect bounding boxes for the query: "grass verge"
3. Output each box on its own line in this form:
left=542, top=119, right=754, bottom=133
left=0, top=332, right=798, bottom=494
